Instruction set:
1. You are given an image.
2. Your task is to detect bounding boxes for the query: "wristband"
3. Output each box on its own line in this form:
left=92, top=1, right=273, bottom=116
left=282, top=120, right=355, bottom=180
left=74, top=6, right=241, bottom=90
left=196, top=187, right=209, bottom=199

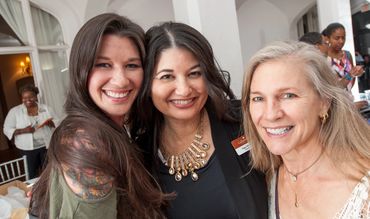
left=344, top=74, right=352, bottom=81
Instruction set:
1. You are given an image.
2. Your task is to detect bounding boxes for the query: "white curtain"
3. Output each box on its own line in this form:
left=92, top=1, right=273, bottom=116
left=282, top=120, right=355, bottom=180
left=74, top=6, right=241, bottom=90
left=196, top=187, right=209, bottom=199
left=30, top=6, right=68, bottom=118
left=30, top=6, right=64, bottom=46
left=0, top=0, right=28, bottom=44
left=38, top=50, right=69, bottom=118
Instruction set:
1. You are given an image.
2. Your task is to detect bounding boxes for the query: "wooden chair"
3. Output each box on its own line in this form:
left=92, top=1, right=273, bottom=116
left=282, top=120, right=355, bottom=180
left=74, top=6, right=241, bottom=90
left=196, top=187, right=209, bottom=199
left=0, top=155, right=29, bottom=185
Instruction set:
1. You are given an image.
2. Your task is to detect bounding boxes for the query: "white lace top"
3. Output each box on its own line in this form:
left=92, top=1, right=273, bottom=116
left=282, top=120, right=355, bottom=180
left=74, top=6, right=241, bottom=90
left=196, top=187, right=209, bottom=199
left=269, top=170, right=370, bottom=219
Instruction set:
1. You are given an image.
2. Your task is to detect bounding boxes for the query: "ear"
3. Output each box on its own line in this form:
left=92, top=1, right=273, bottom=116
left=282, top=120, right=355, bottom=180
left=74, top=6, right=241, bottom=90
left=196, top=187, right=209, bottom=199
left=319, top=97, right=331, bottom=116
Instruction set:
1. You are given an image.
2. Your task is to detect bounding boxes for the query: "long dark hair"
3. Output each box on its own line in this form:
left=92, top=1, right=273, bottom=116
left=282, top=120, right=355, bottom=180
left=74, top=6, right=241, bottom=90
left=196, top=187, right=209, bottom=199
left=30, top=13, right=166, bottom=218
left=133, top=22, right=237, bottom=161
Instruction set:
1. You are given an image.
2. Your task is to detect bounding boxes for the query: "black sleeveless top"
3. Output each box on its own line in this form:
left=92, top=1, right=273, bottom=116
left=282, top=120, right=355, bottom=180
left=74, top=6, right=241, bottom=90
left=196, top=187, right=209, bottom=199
left=158, top=152, right=239, bottom=219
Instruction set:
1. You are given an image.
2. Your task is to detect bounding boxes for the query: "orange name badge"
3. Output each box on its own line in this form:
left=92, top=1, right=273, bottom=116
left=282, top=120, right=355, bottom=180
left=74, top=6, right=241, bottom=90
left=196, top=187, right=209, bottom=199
left=231, top=135, right=250, bottom=156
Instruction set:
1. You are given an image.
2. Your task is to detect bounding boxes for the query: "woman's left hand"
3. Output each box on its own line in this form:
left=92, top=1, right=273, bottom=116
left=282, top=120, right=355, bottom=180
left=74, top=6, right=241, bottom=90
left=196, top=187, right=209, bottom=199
left=350, top=65, right=364, bottom=77
left=45, top=119, right=55, bottom=128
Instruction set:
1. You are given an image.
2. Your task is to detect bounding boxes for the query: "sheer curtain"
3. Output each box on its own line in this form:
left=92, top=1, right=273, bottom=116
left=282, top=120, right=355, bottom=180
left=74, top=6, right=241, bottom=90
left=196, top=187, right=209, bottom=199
left=38, top=51, right=69, bottom=118
left=31, top=6, right=68, bottom=118
left=0, top=0, right=28, bottom=44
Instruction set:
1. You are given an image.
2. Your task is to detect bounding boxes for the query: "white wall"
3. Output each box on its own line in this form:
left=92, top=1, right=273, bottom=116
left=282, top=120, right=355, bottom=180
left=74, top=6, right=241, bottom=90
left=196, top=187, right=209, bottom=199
left=111, top=0, right=175, bottom=31
left=237, top=0, right=290, bottom=67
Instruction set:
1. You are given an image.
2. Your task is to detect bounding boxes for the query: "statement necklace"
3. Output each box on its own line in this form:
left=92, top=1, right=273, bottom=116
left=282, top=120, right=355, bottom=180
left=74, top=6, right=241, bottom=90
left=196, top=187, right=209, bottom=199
left=285, top=150, right=323, bottom=182
left=159, top=113, right=210, bottom=182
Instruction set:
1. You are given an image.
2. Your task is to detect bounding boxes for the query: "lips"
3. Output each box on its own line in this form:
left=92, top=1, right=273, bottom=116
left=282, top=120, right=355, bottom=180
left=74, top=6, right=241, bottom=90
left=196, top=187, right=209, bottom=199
left=104, top=90, right=130, bottom=99
left=170, top=98, right=195, bottom=108
left=265, top=126, right=293, bottom=135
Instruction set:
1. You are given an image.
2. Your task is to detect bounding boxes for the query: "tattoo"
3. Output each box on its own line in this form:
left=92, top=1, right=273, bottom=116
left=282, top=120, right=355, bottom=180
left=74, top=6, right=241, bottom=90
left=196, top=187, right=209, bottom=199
left=64, top=167, right=114, bottom=200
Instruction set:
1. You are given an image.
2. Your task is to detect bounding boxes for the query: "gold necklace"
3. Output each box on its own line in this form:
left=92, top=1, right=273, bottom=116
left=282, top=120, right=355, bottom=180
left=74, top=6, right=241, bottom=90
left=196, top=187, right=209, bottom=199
left=284, top=150, right=323, bottom=182
left=160, top=112, right=210, bottom=182
left=283, top=150, right=323, bottom=207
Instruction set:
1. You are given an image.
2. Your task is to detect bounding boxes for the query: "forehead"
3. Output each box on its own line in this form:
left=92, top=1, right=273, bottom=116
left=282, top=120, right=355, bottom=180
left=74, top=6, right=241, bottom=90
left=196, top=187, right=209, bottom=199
left=330, top=28, right=345, bottom=36
left=251, top=58, right=312, bottom=90
left=157, top=47, right=198, bottom=64
left=22, top=90, right=36, bottom=97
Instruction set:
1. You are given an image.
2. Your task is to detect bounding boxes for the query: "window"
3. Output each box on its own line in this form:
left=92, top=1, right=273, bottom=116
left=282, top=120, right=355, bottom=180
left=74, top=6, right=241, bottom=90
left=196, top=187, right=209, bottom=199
left=0, top=0, right=69, bottom=118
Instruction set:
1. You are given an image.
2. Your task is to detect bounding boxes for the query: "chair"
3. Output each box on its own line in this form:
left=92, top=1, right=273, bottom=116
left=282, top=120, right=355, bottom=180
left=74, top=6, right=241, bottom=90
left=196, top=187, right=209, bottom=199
left=0, top=155, right=29, bottom=185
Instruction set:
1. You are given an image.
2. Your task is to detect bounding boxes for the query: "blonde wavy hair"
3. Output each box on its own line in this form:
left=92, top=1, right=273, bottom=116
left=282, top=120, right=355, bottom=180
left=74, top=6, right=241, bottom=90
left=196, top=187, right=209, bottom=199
left=242, top=41, right=370, bottom=179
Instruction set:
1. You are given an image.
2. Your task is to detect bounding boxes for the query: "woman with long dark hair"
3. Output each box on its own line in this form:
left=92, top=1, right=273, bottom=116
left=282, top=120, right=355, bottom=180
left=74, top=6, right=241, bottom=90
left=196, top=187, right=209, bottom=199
left=29, top=13, right=167, bottom=218
left=134, top=22, right=268, bottom=218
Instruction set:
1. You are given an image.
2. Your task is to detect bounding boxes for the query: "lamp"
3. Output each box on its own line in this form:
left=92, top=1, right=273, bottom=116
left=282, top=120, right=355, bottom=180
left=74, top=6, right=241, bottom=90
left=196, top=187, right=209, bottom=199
left=20, top=56, right=32, bottom=75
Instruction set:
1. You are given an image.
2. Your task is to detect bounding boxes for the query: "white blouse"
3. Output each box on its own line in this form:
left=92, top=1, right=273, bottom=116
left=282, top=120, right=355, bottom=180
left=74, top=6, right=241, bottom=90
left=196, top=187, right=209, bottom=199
left=269, top=170, right=370, bottom=219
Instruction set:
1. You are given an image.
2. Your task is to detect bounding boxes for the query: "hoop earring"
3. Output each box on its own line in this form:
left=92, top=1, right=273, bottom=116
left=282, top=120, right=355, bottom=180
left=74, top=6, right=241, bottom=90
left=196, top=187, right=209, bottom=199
left=320, top=112, right=329, bottom=124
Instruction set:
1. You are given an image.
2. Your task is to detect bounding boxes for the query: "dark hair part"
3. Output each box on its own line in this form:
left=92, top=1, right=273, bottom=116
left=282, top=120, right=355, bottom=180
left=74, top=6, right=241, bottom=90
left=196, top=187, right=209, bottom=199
left=19, top=84, right=39, bottom=96
left=133, top=21, right=237, bottom=161
left=30, top=13, right=166, bottom=218
left=299, top=32, right=323, bottom=45
left=322, top=22, right=345, bottom=37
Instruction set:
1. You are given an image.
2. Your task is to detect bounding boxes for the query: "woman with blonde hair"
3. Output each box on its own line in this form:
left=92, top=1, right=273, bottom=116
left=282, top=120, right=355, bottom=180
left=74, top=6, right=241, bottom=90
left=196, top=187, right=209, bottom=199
left=242, top=41, right=369, bottom=218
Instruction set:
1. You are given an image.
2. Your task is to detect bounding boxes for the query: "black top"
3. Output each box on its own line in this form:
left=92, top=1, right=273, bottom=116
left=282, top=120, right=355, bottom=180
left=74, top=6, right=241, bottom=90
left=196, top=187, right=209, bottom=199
left=158, top=153, right=239, bottom=219
left=137, top=101, right=268, bottom=219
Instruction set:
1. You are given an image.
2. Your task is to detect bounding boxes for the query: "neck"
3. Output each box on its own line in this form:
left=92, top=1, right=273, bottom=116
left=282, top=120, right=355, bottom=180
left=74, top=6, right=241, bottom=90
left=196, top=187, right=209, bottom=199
left=329, top=49, right=343, bottom=58
left=281, top=144, right=324, bottom=176
left=111, top=115, right=125, bottom=127
left=161, top=113, right=203, bottom=154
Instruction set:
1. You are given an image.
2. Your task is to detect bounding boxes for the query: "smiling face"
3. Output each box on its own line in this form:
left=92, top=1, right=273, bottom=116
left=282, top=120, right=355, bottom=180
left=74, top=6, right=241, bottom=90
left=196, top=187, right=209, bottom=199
left=249, top=58, right=328, bottom=156
left=22, top=91, right=37, bottom=108
left=151, top=47, right=208, bottom=122
left=88, top=34, right=143, bottom=125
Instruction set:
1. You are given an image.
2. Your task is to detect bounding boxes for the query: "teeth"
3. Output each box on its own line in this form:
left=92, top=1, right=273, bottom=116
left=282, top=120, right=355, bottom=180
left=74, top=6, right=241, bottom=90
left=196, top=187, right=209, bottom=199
left=105, top=90, right=129, bottom=98
left=172, top=99, right=192, bottom=105
left=266, top=127, right=292, bottom=135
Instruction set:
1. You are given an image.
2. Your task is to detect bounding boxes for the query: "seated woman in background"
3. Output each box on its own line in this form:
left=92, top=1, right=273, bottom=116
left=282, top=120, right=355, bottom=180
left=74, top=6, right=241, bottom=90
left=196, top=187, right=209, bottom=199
left=3, top=84, right=58, bottom=179
left=242, top=41, right=369, bottom=219
left=133, top=21, right=268, bottom=219
left=29, top=13, right=167, bottom=219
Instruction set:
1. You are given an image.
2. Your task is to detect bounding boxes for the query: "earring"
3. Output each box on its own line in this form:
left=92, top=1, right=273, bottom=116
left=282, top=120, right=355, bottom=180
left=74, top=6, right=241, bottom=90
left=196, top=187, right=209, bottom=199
left=320, top=112, right=329, bottom=124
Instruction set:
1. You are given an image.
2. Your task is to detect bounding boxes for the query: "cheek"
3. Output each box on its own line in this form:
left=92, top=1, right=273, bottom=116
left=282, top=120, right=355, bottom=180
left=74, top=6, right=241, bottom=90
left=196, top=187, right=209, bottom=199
left=249, top=104, right=262, bottom=125
left=150, top=82, right=165, bottom=103
left=132, top=70, right=144, bottom=88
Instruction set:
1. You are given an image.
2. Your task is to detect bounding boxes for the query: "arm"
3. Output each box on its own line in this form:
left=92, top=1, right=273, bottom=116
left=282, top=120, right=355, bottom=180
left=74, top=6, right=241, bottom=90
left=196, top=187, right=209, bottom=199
left=63, top=166, right=114, bottom=200
left=60, top=131, right=114, bottom=200
left=3, top=107, right=34, bottom=140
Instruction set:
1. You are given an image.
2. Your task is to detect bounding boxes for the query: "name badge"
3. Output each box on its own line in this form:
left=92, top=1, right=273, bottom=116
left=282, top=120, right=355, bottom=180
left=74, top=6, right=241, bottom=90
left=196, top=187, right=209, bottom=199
left=231, top=135, right=250, bottom=156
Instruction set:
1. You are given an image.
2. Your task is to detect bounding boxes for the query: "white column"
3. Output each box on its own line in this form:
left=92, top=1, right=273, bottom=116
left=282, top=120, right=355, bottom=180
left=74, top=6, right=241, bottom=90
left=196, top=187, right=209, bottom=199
left=172, top=0, right=244, bottom=97
left=317, top=0, right=359, bottom=95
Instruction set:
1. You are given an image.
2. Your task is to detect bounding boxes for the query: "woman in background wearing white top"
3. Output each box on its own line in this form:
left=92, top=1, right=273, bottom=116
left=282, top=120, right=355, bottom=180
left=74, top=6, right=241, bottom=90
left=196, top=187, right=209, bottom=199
left=3, top=84, right=58, bottom=179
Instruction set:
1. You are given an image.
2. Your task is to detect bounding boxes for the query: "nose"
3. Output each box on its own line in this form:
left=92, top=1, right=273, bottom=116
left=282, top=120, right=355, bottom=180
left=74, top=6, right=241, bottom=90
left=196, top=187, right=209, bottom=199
left=111, top=67, right=129, bottom=87
left=263, top=99, right=283, bottom=121
left=175, top=78, right=192, bottom=96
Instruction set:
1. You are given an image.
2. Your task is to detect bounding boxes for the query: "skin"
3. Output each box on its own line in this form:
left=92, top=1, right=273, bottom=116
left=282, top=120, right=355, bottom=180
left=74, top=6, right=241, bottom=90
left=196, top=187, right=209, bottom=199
left=151, top=47, right=208, bottom=123
left=327, top=28, right=363, bottom=83
left=88, top=35, right=143, bottom=125
left=151, top=47, right=214, bottom=157
left=64, top=34, right=143, bottom=200
left=249, top=58, right=328, bottom=165
left=248, top=58, right=361, bottom=218
left=14, top=91, right=54, bottom=136
left=316, top=35, right=329, bottom=56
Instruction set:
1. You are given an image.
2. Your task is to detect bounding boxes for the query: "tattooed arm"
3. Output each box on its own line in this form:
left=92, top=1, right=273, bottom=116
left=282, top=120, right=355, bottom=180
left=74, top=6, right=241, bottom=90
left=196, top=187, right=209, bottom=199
left=63, top=166, right=114, bottom=200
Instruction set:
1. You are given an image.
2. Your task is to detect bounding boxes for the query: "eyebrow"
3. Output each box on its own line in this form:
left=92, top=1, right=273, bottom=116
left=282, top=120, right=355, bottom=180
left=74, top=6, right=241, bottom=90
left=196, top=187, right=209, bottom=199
left=250, top=87, right=296, bottom=95
left=156, top=64, right=201, bottom=75
left=95, top=56, right=141, bottom=62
